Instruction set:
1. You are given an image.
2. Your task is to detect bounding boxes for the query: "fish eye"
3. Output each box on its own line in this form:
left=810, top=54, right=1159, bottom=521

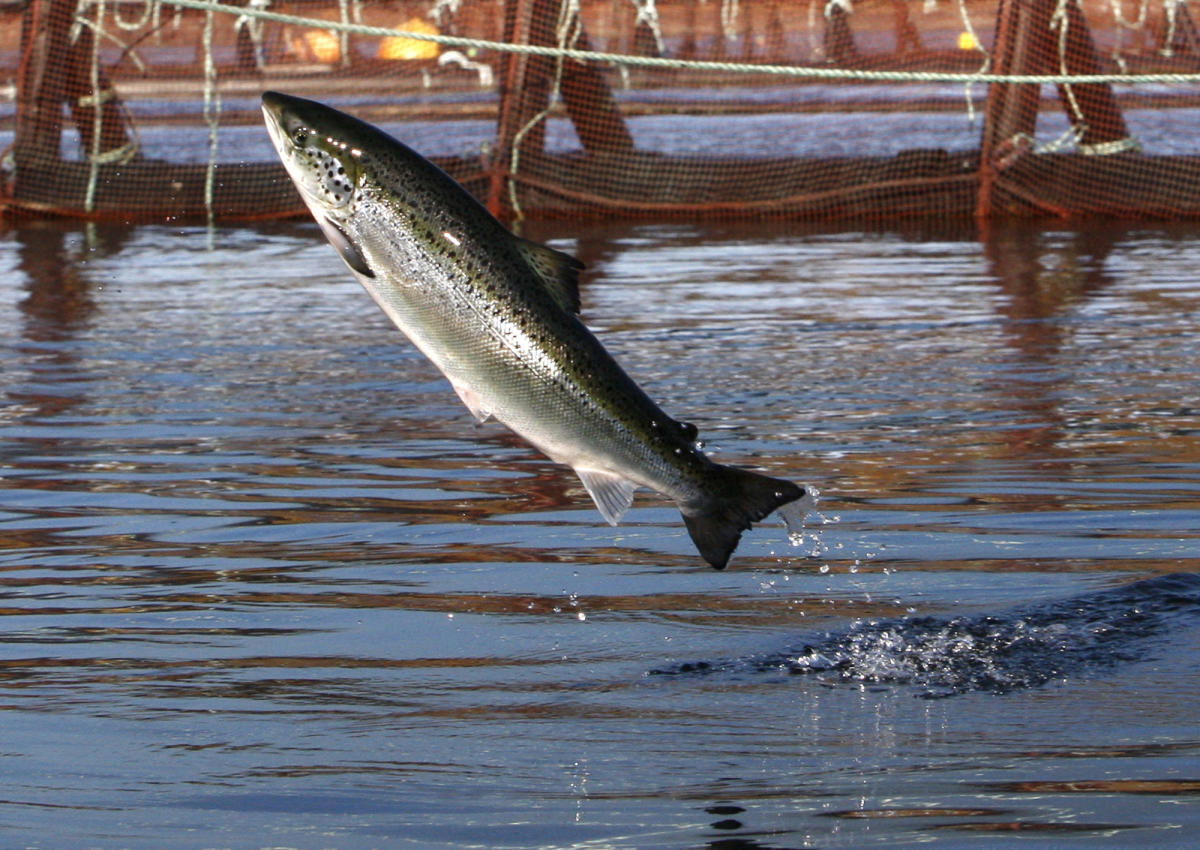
left=292, top=127, right=309, bottom=147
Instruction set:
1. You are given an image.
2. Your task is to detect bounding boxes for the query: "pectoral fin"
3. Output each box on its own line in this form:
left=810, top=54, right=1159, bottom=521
left=576, top=468, right=637, bottom=526
left=319, top=216, right=375, bottom=278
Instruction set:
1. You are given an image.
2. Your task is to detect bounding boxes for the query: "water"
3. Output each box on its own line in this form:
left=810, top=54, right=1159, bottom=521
left=1, top=217, right=1198, bottom=848
left=7, top=94, right=1200, bottom=164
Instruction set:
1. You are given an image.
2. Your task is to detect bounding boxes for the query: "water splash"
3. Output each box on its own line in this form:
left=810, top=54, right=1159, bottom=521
left=656, top=574, right=1200, bottom=697
left=776, top=484, right=835, bottom=557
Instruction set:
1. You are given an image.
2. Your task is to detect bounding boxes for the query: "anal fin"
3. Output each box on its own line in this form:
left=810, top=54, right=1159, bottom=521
left=449, top=377, right=493, bottom=423
left=576, top=467, right=637, bottom=526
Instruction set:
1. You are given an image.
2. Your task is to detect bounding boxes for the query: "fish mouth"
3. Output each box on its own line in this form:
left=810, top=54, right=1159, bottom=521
left=261, top=89, right=290, bottom=117
left=261, top=91, right=303, bottom=182
left=260, top=91, right=291, bottom=154
left=260, top=90, right=321, bottom=166
left=261, top=90, right=344, bottom=152
left=261, top=90, right=308, bottom=137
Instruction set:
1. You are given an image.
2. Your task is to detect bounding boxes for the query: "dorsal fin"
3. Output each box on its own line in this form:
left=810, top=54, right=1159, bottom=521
left=515, top=237, right=584, bottom=314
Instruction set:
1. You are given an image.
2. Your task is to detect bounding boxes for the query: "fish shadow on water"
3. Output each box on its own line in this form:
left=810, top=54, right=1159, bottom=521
left=653, top=573, right=1200, bottom=698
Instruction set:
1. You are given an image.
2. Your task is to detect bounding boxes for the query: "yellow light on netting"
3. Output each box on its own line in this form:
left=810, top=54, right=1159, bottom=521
left=378, top=17, right=440, bottom=61
left=957, top=31, right=980, bottom=51
left=294, top=29, right=341, bottom=63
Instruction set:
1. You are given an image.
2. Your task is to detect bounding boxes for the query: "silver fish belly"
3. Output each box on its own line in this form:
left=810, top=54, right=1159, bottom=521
left=262, top=91, right=805, bottom=568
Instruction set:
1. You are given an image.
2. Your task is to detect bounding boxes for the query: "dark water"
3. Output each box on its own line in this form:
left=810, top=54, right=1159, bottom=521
left=1, top=217, right=1198, bottom=848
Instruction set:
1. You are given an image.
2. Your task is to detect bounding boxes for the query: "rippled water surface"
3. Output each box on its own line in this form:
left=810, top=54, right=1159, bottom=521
left=1, top=217, right=1198, bottom=848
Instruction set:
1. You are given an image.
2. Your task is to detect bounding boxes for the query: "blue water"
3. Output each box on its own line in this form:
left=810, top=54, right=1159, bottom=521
left=6, top=91, right=1200, bottom=163
left=1, top=218, right=1198, bottom=848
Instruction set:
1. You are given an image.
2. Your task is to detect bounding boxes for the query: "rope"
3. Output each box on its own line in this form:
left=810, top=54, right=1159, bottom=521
left=1162, top=0, right=1185, bottom=57
left=74, top=0, right=153, bottom=70
left=1079, top=135, right=1141, bottom=154
left=112, top=0, right=156, bottom=31
left=234, top=0, right=271, bottom=70
left=507, top=0, right=581, bottom=220
left=721, top=0, right=740, bottom=43
left=431, top=0, right=462, bottom=28
left=629, top=0, right=664, bottom=56
left=1108, top=0, right=1150, bottom=66
left=203, top=1, right=220, bottom=237
left=1110, top=0, right=1150, bottom=29
left=164, top=0, right=1200, bottom=85
left=1052, top=0, right=1087, bottom=127
left=955, top=0, right=990, bottom=125
left=84, top=0, right=105, bottom=214
left=1049, top=0, right=1143, bottom=154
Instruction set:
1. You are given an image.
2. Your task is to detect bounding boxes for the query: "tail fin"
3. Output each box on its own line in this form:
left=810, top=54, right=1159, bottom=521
left=682, top=465, right=805, bottom=569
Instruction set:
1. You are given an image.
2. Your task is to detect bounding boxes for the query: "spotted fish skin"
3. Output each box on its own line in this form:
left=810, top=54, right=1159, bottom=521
left=261, top=91, right=804, bottom=568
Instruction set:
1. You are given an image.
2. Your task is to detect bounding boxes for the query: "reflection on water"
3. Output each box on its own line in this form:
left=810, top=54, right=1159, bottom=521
left=1, top=217, right=1198, bottom=848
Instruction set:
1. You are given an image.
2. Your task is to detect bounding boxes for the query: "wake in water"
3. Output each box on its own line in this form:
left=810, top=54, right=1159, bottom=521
left=657, top=573, right=1200, bottom=698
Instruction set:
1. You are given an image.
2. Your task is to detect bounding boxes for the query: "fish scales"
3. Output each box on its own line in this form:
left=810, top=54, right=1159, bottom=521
left=339, top=118, right=704, bottom=494
left=262, top=91, right=806, bottom=568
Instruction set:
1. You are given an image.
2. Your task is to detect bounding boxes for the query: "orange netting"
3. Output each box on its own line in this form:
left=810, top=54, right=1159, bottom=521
left=2, top=0, right=1199, bottom=223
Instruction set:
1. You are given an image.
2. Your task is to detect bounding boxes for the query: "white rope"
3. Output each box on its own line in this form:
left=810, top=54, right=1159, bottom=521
left=72, top=0, right=149, bottom=71
left=956, top=0, right=991, bottom=126
left=629, top=0, right=664, bottom=56
left=337, top=0, right=351, bottom=69
left=431, top=0, right=462, bottom=28
left=1050, top=0, right=1142, bottom=154
left=1162, top=0, right=1187, bottom=57
left=1079, top=135, right=1141, bottom=154
left=824, top=0, right=853, bottom=19
left=202, top=1, right=219, bottom=237
left=1038, top=124, right=1084, bottom=153
left=84, top=0, right=105, bottom=214
left=507, top=0, right=581, bottom=220
left=720, top=0, right=740, bottom=44
left=1110, top=0, right=1150, bottom=29
left=112, top=0, right=155, bottom=30
left=1052, top=0, right=1087, bottom=126
left=234, top=0, right=271, bottom=70
left=805, top=0, right=823, bottom=61
left=162, top=0, right=1200, bottom=84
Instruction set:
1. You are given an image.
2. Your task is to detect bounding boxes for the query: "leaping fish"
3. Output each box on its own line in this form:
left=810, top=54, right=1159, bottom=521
left=261, top=91, right=805, bottom=568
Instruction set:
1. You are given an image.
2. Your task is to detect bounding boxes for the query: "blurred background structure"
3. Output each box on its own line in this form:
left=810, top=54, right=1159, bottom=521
left=2, top=0, right=1200, bottom=222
